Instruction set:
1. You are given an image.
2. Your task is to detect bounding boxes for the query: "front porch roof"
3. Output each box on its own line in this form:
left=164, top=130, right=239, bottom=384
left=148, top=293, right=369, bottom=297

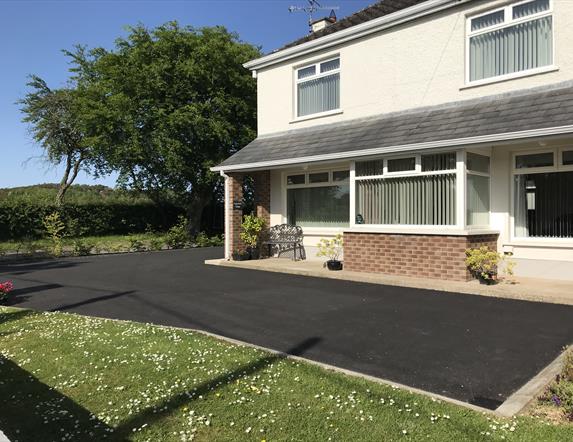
left=213, top=81, right=573, bottom=172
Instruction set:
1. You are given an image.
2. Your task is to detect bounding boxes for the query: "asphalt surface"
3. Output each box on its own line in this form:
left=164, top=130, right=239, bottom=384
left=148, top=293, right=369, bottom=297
left=2, top=247, right=573, bottom=409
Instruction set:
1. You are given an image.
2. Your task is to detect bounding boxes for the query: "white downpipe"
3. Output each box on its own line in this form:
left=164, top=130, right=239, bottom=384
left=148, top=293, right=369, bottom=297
left=220, top=171, right=231, bottom=260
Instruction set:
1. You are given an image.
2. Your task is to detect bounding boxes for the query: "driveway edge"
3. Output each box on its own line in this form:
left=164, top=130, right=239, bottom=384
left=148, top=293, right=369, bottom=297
left=495, top=347, right=569, bottom=417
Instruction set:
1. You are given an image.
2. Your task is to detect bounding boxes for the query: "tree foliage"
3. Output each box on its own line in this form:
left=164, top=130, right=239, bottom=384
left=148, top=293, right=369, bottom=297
left=19, top=76, right=98, bottom=206
left=73, top=23, right=260, bottom=233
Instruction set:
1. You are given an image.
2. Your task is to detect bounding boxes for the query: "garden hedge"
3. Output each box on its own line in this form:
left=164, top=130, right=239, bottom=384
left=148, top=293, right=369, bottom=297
left=0, top=202, right=184, bottom=240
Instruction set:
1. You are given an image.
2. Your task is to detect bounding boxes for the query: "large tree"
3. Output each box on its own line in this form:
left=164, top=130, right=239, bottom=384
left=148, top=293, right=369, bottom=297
left=75, top=23, right=260, bottom=234
left=19, top=76, right=98, bottom=206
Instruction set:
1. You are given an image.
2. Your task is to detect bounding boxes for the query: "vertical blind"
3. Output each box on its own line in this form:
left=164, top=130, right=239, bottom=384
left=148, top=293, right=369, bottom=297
left=467, top=174, right=490, bottom=226
left=469, top=16, right=552, bottom=81
left=514, top=172, right=573, bottom=238
left=356, top=174, right=456, bottom=225
left=297, top=73, right=340, bottom=117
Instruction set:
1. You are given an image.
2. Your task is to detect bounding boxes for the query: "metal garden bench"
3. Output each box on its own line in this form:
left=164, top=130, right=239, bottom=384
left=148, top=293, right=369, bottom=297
left=263, top=224, right=304, bottom=261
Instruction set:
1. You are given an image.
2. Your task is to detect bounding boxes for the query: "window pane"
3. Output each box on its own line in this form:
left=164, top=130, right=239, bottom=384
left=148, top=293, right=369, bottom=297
left=513, top=0, right=549, bottom=19
left=333, top=170, right=349, bottom=182
left=297, top=72, right=340, bottom=117
left=467, top=152, right=490, bottom=174
left=469, top=16, right=553, bottom=82
left=355, top=174, right=456, bottom=225
left=467, top=174, right=490, bottom=226
left=287, top=184, right=349, bottom=227
left=309, top=172, right=329, bottom=183
left=388, top=157, right=415, bottom=173
left=514, top=172, right=573, bottom=238
left=320, top=58, right=340, bottom=73
left=297, top=65, right=316, bottom=80
left=471, top=10, right=505, bottom=31
left=287, top=174, right=305, bottom=185
left=422, top=152, right=456, bottom=172
left=356, top=160, right=384, bottom=177
left=563, top=151, right=573, bottom=166
left=515, top=152, right=553, bottom=168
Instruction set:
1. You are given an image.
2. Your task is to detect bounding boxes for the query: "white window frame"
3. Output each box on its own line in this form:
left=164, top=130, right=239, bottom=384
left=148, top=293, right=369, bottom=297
left=294, top=56, right=341, bottom=120
left=283, top=166, right=350, bottom=230
left=465, top=151, right=492, bottom=229
left=510, top=146, right=573, bottom=242
left=465, top=0, right=555, bottom=86
left=351, top=150, right=461, bottom=229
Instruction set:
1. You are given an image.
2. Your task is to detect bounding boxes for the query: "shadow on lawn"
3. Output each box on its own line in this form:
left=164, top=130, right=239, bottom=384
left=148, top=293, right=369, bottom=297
left=0, top=356, right=115, bottom=442
left=112, top=336, right=322, bottom=438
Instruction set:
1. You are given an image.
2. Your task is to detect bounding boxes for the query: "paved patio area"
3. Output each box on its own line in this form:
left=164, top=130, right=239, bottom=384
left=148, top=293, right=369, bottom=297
left=2, top=247, right=573, bottom=411
left=206, top=257, right=573, bottom=306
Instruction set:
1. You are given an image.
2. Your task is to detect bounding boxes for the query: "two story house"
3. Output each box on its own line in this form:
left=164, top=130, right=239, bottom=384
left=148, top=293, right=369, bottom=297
left=213, top=0, right=573, bottom=281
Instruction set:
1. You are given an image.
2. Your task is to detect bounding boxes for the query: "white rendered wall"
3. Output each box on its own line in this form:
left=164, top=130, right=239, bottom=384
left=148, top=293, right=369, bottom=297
left=256, top=0, right=573, bottom=136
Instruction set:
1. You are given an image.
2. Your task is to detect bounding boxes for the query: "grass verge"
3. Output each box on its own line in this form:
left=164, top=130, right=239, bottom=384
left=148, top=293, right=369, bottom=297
left=1, top=306, right=572, bottom=441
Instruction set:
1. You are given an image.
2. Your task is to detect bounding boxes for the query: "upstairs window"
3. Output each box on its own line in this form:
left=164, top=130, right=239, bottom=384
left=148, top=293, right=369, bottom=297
left=296, top=57, right=340, bottom=117
left=467, top=0, right=553, bottom=83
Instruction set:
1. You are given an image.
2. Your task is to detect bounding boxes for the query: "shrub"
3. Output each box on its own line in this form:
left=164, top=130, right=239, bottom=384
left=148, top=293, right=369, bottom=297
left=72, top=239, right=95, bottom=256
left=148, top=237, right=164, bottom=251
left=0, top=280, right=14, bottom=304
left=128, top=236, right=146, bottom=252
left=194, top=232, right=224, bottom=247
left=165, top=216, right=189, bottom=249
left=43, top=212, right=66, bottom=257
left=240, top=215, right=265, bottom=251
left=465, top=246, right=500, bottom=280
left=0, top=202, right=184, bottom=240
left=316, top=234, right=343, bottom=262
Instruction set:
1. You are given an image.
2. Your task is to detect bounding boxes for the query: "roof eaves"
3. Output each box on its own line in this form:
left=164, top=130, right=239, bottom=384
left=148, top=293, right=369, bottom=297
left=244, top=0, right=469, bottom=71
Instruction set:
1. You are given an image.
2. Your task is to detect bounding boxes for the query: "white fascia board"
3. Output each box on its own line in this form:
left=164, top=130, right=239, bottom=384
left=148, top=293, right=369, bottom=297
left=243, top=0, right=468, bottom=71
left=211, top=125, right=573, bottom=172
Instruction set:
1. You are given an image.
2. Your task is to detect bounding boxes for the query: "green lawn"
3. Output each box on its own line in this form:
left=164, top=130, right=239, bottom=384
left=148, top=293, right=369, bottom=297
left=0, top=307, right=571, bottom=441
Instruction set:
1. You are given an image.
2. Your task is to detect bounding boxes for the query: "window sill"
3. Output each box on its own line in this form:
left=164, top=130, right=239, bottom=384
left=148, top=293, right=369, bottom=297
left=506, top=239, right=573, bottom=248
left=460, top=66, right=559, bottom=90
left=344, top=226, right=499, bottom=236
left=290, top=109, right=343, bottom=124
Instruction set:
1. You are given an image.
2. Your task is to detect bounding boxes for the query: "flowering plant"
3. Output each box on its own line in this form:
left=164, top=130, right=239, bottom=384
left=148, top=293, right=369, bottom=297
left=0, top=280, right=14, bottom=303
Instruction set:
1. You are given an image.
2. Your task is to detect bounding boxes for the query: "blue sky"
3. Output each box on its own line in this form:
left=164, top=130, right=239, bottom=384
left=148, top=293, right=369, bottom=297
left=0, top=0, right=373, bottom=188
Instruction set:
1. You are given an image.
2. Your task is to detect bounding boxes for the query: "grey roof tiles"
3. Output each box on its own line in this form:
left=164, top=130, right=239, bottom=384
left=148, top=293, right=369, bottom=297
left=217, top=82, right=573, bottom=169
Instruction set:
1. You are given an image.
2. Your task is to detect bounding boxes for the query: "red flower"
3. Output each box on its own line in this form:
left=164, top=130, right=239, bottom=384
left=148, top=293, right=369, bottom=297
left=0, top=281, right=13, bottom=293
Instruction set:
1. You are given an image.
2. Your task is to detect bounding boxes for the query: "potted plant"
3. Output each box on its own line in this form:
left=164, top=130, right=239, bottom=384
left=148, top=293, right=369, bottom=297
left=0, top=280, right=14, bottom=304
left=465, top=246, right=500, bottom=285
left=239, top=214, right=266, bottom=260
left=317, top=234, right=343, bottom=271
left=232, top=249, right=251, bottom=261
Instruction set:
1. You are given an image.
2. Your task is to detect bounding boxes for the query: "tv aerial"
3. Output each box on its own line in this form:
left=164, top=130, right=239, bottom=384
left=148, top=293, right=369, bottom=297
left=289, top=0, right=339, bottom=33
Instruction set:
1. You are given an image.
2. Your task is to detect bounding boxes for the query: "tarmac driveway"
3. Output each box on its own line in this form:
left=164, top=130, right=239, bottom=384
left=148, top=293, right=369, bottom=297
left=2, top=247, right=573, bottom=409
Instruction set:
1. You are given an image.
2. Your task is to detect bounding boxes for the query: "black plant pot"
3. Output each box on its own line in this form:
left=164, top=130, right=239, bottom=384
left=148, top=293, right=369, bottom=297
left=478, top=273, right=497, bottom=285
left=232, top=251, right=250, bottom=261
left=248, top=248, right=260, bottom=260
left=326, top=260, right=343, bottom=271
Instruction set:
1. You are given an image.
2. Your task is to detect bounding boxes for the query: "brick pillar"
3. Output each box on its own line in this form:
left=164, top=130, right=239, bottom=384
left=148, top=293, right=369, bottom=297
left=227, top=173, right=244, bottom=258
left=252, top=170, right=271, bottom=228
left=252, top=170, right=271, bottom=257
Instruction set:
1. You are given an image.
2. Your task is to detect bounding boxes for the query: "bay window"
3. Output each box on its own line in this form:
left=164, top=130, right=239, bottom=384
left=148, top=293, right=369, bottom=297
left=296, top=57, right=340, bottom=117
left=355, top=153, right=457, bottom=226
left=467, top=0, right=553, bottom=83
left=286, top=169, right=349, bottom=227
left=466, top=152, right=491, bottom=226
left=513, top=149, right=573, bottom=238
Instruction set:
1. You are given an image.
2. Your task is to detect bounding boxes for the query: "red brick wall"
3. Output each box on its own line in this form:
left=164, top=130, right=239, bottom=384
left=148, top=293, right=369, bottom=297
left=343, top=232, right=499, bottom=281
left=226, top=171, right=271, bottom=258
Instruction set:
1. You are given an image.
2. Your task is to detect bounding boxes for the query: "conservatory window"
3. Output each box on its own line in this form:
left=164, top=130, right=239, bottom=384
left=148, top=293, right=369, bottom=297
left=286, top=169, right=349, bottom=227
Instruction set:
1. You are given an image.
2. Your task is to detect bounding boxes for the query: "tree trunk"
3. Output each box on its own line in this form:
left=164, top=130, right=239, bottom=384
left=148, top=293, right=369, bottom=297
left=186, top=190, right=210, bottom=237
left=56, top=154, right=82, bottom=207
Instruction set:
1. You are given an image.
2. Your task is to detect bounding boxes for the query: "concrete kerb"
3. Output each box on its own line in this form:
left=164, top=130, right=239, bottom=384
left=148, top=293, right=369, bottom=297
left=496, top=347, right=570, bottom=417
